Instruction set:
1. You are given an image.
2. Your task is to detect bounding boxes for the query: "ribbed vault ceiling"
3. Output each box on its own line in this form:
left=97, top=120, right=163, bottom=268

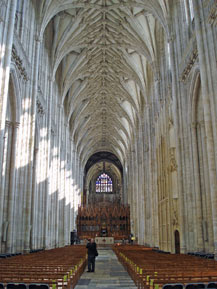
left=37, top=0, right=170, bottom=167
left=85, top=151, right=122, bottom=174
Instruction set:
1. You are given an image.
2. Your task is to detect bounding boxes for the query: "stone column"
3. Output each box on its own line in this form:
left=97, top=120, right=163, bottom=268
left=193, top=0, right=217, bottom=258
left=122, top=162, right=128, bottom=205
left=54, top=134, right=59, bottom=247
left=168, top=36, right=187, bottom=253
left=43, top=77, right=54, bottom=249
left=149, top=107, right=157, bottom=247
left=6, top=122, right=19, bottom=253
left=197, top=122, right=206, bottom=239
left=0, top=121, right=11, bottom=252
left=200, top=121, right=214, bottom=251
left=0, top=1, right=17, bottom=231
left=134, top=142, right=139, bottom=243
left=79, top=164, right=83, bottom=205
left=153, top=68, right=161, bottom=116
left=184, top=0, right=191, bottom=26
left=132, top=146, right=138, bottom=240
left=191, top=122, right=204, bottom=251
left=64, top=124, right=68, bottom=246
left=137, top=121, right=145, bottom=244
left=129, top=151, right=135, bottom=237
left=74, top=151, right=79, bottom=225
left=67, top=140, right=73, bottom=243
left=30, top=146, right=39, bottom=250
left=71, top=148, right=76, bottom=230
left=56, top=104, right=63, bottom=247
left=147, top=107, right=154, bottom=247
left=152, top=117, right=159, bottom=248
left=24, top=35, right=41, bottom=252
left=20, top=0, right=27, bottom=43
left=76, top=155, right=81, bottom=207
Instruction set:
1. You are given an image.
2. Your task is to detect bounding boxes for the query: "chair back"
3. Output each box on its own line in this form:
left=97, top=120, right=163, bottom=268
left=185, top=283, right=206, bottom=289
left=163, top=283, right=184, bottom=289
left=7, top=284, right=27, bottom=289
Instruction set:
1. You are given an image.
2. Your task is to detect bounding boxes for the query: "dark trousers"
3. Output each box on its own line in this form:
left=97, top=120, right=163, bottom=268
left=88, top=255, right=95, bottom=272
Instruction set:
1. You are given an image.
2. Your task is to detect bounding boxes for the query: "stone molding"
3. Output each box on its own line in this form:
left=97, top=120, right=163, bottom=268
left=5, top=120, right=13, bottom=128
left=12, top=45, right=29, bottom=81
left=37, top=86, right=46, bottom=110
left=5, top=120, right=20, bottom=128
left=169, top=147, right=177, bottom=172
left=208, top=2, right=217, bottom=26
left=14, top=122, right=20, bottom=128
left=35, top=35, right=42, bottom=43
left=172, top=209, right=179, bottom=226
left=13, top=32, right=31, bottom=75
left=180, top=49, right=198, bottom=82
left=36, top=99, right=45, bottom=116
left=191, top=122, right=197, bottom=129
left=0, top=0, right=6, bottom=22
left=51, top=127, right=56, bottom=136
left=168, top=117, right=174, bottom=130
left=197, top=120, right=205, bottom=128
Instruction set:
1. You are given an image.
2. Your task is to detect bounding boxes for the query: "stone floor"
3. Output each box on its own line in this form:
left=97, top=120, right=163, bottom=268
left=74, top=249, right=137, bottom=289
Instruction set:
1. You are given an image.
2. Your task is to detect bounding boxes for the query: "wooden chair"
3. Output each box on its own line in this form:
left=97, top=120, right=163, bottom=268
left=0, top=246, right=87, bottom=289
left=207, top=282, right=217, bottom=289
left=7, top=283, right=27, bottom=289
left=113, top=245, right=217, bottom=289
left=185, top=283, right=206, bottom=289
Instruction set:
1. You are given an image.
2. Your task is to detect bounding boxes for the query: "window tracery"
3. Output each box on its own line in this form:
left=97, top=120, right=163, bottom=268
left=96, top=173, right=113, bottom=193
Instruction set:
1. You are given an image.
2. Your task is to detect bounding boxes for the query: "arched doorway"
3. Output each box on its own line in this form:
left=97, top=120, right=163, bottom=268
left=174, top=230, right=180, bottom=254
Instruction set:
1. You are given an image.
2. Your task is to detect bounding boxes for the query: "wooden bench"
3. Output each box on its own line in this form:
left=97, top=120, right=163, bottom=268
left=0, top=246, right=87, bottom=289
left=113, top=245, right=217, bottom=289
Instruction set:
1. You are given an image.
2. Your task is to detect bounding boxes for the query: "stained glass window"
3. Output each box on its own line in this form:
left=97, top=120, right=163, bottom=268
left=96, top=173, right=113, bottom=193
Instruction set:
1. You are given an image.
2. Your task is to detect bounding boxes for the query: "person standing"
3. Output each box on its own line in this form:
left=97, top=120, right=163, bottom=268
left=86, top=238, right=98, bottom=272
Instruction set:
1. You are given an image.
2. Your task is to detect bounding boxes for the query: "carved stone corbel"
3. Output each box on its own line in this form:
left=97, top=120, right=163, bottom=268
left=12, top=45, right=29, bottom=81
left=36, top=99, right=45, bottom=116
left=169, top=147, right=177, bottom=172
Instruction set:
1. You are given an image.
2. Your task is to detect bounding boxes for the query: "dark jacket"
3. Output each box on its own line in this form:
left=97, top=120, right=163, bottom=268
left=86, top=241, right=97, bottom=257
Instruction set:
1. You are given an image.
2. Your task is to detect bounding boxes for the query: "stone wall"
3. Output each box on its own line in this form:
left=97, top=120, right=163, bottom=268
left=0, top=0, right=82, bottom=253
left=125, top=0, right=217, bottom=257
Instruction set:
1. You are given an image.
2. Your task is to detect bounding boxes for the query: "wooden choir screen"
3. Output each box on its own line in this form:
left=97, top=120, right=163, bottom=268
left=76, top=204, right=130, bottom=240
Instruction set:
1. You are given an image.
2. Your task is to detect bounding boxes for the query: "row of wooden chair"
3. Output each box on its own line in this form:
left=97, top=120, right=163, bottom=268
left=0, top=245, right=87, bottom=289
left=0, top=283, right=49, bottom=289
left=163, top=283, right=217, bottom=289
left=113, top=245, right=217, bottom=289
